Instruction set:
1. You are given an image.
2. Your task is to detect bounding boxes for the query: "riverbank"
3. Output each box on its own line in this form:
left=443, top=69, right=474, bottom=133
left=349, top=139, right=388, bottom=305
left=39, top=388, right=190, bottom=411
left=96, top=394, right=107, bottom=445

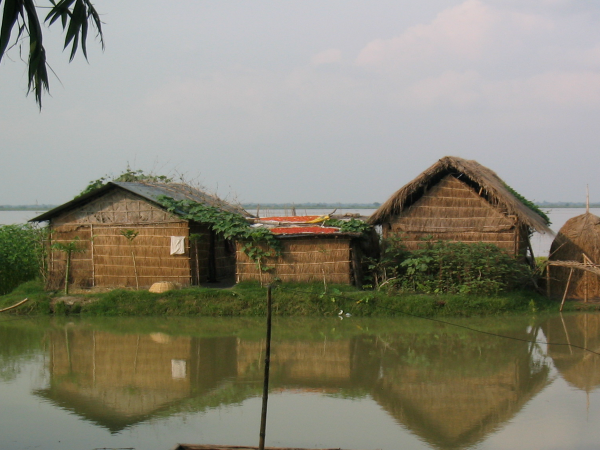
left=1, top=280, right=596, bottom=317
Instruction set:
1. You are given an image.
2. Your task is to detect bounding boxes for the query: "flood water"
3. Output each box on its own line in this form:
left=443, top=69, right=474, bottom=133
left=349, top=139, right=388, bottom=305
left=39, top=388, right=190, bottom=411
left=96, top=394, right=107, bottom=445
left=1, top=313, right=599, bottom=450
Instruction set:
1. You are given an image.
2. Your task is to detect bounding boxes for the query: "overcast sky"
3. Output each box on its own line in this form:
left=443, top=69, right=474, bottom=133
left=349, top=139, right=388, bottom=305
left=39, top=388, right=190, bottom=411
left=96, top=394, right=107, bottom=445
left=1, top=0, right=600, bottom=206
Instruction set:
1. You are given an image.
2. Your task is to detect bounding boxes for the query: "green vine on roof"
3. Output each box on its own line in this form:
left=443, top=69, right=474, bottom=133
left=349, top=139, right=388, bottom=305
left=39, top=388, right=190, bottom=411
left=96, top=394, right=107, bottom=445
left=156, top=196, right=281, bottom=268
left=76, top=168, right=173, bottom=198
left=323, top=218, right=372, bottom=233
left=503, top=183, right=551, bottom=225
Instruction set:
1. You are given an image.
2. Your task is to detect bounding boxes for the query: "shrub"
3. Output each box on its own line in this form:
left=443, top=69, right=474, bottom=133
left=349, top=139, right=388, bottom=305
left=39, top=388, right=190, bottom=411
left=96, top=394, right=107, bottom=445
left=0, top=224, right=47, bottom=295
left=369, top=237, right=530, bottom=296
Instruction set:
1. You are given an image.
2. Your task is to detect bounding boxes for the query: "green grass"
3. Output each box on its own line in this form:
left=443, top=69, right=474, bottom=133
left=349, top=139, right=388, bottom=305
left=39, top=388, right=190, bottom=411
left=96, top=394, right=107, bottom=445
left=0, top=279, right=586, bottom=318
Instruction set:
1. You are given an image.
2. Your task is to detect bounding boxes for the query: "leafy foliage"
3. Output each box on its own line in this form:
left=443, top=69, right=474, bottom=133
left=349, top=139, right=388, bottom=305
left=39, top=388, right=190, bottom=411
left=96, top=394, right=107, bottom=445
left=503, top=182, right=551, bottom=225
left=51, top=236, right=86, bottom=294
left=323, top=218, right=372, bottom=233
left=157, top=196, right=281, bottom=269
left=0, top=224, right=47, bottom=295
left=77, top=168, right=173, bottom=197
left=367, top=236, right=530, bottom=296
left=0, top=0, right=104, bottom=107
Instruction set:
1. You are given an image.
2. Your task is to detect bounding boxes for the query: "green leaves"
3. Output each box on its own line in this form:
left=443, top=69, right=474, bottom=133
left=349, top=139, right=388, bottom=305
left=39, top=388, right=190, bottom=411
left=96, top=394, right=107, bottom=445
left=51, top=236, right=85, bottom=254
left=323, top=218, right=371, bottom=234
left=368, top=236, right=529, bottom=296
left=0, top=224, right=46, bottom=295
left=0, top=0, right=104, bottom=108
left=120, top=229, right=139, bottom=242
left=156, top=195, right=282, bottom=267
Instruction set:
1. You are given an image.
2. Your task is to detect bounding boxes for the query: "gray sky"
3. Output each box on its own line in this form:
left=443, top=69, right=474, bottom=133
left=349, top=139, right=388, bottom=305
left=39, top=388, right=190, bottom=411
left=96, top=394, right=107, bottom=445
left=1, top=0, right=600, bottom=206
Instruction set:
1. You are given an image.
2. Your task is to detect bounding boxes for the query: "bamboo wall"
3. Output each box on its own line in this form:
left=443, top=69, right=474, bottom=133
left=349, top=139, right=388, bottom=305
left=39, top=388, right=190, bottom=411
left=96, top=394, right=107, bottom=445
left=382, top=175, right=524, bottom=256
left=46, top=190, right=234, bottom=289
left=235, top=237, right=354, bottom=285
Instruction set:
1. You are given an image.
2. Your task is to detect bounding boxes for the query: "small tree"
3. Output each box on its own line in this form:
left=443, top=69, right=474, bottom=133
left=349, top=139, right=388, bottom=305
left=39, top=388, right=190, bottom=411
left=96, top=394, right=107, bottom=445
left=51, top=237, right=86, bottom=295
left=120, top=229, right=140, bottom=290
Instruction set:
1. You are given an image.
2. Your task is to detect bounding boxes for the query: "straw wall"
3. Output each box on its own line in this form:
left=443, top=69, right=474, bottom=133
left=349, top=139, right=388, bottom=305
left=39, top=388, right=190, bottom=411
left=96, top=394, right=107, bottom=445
left=52, top=189, right=176, bottom=226
left=48, top=222, right=196, bottom=289
left=382, top=175, right=523, bottom=256
left=236, top=237, right=354, bottom=285
left=45, top=191, right=231, bottom=289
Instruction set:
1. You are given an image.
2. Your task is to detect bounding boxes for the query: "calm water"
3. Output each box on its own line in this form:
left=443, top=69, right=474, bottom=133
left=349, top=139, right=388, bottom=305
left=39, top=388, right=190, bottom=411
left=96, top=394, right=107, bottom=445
left=3, top=208, right=600, bottom=257
left=1, top=314, right=599, bottom=450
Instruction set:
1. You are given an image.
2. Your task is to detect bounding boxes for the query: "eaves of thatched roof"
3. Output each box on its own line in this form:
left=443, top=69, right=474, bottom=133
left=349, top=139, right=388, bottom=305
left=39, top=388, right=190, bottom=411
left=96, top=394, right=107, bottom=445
left=30, top=181, right=251, bottom=222
left=368, top=156, right=551, bottom=234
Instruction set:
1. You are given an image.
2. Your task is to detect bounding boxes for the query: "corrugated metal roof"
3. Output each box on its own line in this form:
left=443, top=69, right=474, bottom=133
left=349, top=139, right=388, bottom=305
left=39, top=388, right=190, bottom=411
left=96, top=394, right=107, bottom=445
left=30, top=181, right=250, bottom=222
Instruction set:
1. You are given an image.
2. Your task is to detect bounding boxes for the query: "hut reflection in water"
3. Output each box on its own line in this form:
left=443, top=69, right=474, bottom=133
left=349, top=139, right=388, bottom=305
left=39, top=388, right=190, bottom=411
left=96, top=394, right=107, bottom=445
left=34, top=320, right=552, bottom=449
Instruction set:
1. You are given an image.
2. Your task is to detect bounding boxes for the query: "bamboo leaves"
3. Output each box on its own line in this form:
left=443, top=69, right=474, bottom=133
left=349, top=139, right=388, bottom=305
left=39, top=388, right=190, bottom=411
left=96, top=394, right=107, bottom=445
left=0, top=0, right=104, bottom=107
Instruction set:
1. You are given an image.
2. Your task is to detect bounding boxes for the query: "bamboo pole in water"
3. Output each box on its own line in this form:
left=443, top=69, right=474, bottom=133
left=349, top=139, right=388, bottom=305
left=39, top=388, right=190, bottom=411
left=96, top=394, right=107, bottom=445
left=258, top=286, right=272, bottom=450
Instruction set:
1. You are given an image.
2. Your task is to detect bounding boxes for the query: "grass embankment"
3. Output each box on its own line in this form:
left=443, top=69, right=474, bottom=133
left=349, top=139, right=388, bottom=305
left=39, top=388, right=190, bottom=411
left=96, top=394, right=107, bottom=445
left=0, top=280, right=593, bottom=317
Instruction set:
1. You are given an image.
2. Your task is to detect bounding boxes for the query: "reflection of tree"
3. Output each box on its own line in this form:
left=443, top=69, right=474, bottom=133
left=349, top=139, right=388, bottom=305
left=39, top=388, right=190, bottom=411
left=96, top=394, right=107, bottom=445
left=542, top=313, right=600, bottom=392
left=0, top=321, right=45, bottom=382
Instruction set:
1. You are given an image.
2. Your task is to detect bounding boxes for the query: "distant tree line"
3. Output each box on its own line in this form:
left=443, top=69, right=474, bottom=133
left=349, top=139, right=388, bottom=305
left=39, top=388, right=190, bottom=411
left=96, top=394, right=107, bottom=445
left=242, top=202, right=382, bottom=209
left=0, top=205, right=56, bottom=211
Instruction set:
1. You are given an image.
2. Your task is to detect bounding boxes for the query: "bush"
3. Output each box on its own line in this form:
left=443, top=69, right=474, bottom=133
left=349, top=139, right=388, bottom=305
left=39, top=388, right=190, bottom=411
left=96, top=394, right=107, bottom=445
left=368, top=237, right=530, bottom=296
left=0, top=224, right=47, bottom=295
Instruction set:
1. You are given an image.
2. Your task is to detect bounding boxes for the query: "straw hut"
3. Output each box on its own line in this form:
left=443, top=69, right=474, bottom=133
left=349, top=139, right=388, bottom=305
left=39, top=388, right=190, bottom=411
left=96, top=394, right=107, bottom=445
left=368, top=156, right=551, bottom=258
left=31, top=181, right=249, bottom=290
left=235, top=215, right=375, bottom=286
left=547, top=212, right=600, bottom=300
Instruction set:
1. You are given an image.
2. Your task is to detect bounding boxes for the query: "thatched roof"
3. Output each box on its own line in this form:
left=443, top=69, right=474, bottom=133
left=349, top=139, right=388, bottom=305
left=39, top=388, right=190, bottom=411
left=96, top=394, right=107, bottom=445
left=368, top=156, right=551, bottom=233
left=30, top=181, right=250, bottom=222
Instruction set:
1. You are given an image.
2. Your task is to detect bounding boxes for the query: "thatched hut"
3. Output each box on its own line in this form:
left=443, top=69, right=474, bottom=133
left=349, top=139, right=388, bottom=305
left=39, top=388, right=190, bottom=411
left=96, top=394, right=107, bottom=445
left=368, top=156, right=551, bottom=258
left=547, top=212, right=600, bottom=300
left=235, top=215, right=375, bottom=286
left=31, top=181, right=249, bottom=290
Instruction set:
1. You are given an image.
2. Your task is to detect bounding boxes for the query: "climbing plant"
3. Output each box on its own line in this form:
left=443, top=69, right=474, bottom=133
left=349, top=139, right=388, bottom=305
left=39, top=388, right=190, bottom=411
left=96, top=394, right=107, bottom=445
left=77, top=168, right=173, bottom=198
left=156, top=196, right=281, bottom=270
left=322, top=218, right=372, bottom=233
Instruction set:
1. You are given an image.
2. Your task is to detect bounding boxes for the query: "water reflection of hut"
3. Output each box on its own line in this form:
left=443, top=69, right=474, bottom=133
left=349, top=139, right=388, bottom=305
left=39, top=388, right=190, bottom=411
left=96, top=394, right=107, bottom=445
left=370, top=328, right=551, bottom=450
left=541, top=314, right=600, bottom=392
left=547, top=213, right=600, bottom=301
left=35, top=329, right=237, bottom=432
left=236, top=337, right=378, bottom=389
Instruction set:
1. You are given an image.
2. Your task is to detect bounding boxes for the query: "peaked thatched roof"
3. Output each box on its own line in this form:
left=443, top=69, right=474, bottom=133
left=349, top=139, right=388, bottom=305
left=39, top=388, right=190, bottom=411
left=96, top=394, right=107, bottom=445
left=30, top=181, right=251, bottom=222
left=368, top=156, right=551, bottom=233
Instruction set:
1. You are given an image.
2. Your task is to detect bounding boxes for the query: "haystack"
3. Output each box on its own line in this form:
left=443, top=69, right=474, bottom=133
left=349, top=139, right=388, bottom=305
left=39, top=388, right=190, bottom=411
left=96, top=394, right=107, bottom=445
left=369, top=156, right=551, bottom=258
left=547, top=212, right=600, bottom=300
